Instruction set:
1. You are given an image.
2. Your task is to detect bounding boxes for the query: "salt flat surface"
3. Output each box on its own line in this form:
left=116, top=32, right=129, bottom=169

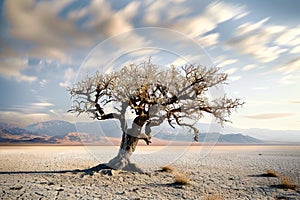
left=0, top=145, right=299, bottom=199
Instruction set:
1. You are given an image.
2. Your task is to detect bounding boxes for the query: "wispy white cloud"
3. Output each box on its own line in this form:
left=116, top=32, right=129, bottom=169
left=235, top=17, right=286, bottom=37
left=275, top=26, right=300, bottom=46
left=166, top=5, right=191, bottom=21
left=8, top=101, right=55, bottom=114
left=228, top=31, right=288, bottom=63
left=0, top=111, right=52, bottom=126
left=204, top=1, right=246, bottom=24
left=171, top=14, right=216, bottom=38
left=0, top=109, right=79, bottom=126
left=145, top=1, right=246, bottom=38
left=290, top=101, right=300, bottom=104
left=31, top=48, right=72, bottom=64
left=264, top=25, right=287, bottom=35
left=67, top=6, right=89, bottom=21
left=242, top=64, right=256, bottom=71
left=197, top=33, right=219, bottom=47
left=170, top=55, right=200, bottom=66
left=217, top=59, right=238, bottom=68
left=48, top=109, right=77, bottom=121
left=31, top=102, right=54, bottom=107
left=244, top=113, right=295, bottom=119
left=39, top=79, right=47, bottom=88
left=290, top=45, right=300, bottom=54
left=235, top=17, right=270, bottom=35
left=277, top=57, right=300, bottom=74
left=227, top=16, right=290, bottom=63
left=224, top=67, right=238, bottom=75
left=279, top=74, right=300, bottom=85
left=0, top=58, right=37, bottom=82
left=143, top=1, right=169, bottom=24
left=84, top=0, right=140, bottom=36
left=59, top=67, right=77, bottom=88
left=233, top=11, right=250, bottom=20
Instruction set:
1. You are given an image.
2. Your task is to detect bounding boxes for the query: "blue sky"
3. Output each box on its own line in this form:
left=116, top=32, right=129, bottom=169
left=0, top=0, right=299, bottom=133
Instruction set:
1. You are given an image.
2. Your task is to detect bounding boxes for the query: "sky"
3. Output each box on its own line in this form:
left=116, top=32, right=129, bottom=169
left=0, top=0, right=300, bottom=134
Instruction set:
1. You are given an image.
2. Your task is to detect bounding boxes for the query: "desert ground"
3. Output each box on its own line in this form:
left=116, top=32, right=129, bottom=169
left=0, top=145, right=299, bottom=199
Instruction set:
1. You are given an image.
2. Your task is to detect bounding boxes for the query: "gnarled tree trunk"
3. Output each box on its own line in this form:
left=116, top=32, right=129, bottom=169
left=106, top=115, right=149, bottom=173
left=106, top=132, right=140, bottom=171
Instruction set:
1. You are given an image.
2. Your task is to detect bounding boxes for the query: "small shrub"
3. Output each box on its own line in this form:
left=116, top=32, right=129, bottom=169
left=173, top=172, right=190, bottom=185
left=280, top=175, right=297, bottom=190
left=266, top=169, right=279, bottom=177
left=161, top=165, right=174, bottom=173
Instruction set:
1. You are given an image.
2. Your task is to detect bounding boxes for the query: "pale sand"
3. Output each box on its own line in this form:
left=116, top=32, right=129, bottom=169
left=0, top=145, right=299, bottom=199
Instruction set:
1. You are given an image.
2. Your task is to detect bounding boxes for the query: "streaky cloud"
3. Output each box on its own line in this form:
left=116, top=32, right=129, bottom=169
left=244, top=113, right=295, bottom=120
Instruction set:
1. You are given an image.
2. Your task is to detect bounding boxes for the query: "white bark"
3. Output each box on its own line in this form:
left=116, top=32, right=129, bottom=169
left=107, top=149, right=131, bottom=170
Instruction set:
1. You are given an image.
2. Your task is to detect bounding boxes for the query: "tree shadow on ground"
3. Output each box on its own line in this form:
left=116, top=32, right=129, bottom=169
left=0, top=162, right=145, bottom=177
left=146, top=182, right=190, bottom=189
left=248, top=173, right=278, bottom=178
left=0, top=163, right=113, bottom=175
left=270, top=184, right=299, bottom=191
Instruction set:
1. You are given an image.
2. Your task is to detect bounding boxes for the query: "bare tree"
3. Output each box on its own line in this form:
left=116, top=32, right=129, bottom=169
left=69, top=60, right=243, bottom=172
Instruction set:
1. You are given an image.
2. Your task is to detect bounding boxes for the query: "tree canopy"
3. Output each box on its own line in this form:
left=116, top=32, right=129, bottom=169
left=69, top=60, right=243, bottom=142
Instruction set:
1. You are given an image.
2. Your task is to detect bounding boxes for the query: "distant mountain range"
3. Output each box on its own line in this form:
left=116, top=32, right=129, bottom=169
left=0, top=120, right=298, bottom=145
left=0, top=122, right=54, bottom=144
left=25, top=120, right=77, bottom=138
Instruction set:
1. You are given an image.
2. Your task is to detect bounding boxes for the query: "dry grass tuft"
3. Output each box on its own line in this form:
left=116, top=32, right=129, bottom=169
left=173, top=172, right=190, bottom=185
left=204, top=193, right=224, bottom=200
left=160, top=165, right=174, bottom=173
left=266, top=169, right=280, bottom=177
left=280, top=175, right=297, bottom=190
